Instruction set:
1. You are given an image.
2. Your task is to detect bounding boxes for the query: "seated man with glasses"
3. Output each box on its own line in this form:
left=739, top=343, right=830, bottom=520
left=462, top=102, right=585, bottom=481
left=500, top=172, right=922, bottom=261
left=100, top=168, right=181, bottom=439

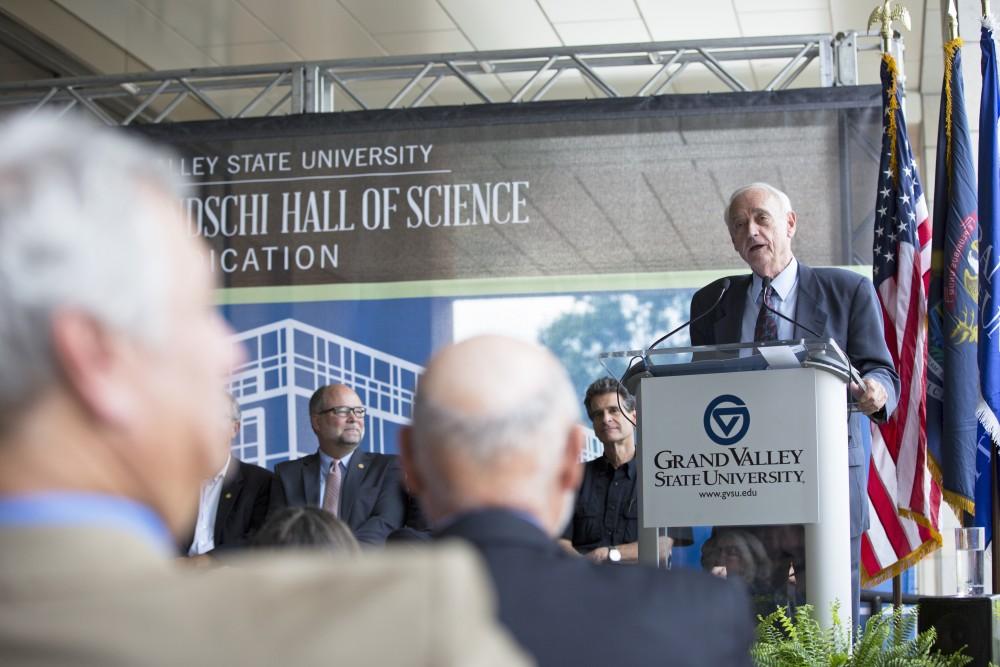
left=269, top=384, right=406, bottom=545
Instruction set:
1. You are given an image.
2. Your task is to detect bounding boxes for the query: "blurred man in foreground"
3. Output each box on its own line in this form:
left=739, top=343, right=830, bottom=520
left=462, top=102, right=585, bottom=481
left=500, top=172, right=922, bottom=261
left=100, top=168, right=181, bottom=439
left=400, top=335, right=754, bottom=667
left=0, top=114, right=527, bottom=667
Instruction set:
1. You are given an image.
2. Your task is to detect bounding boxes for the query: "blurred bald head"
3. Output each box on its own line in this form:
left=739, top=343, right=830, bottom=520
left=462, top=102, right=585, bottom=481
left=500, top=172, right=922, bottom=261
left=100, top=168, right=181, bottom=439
left=402, top=336, right=584, bottom=536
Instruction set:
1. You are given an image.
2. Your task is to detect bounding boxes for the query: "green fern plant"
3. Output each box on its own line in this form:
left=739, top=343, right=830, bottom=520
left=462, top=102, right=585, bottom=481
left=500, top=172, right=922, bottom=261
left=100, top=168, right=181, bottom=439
left=751, top=602, right=972, bottom=667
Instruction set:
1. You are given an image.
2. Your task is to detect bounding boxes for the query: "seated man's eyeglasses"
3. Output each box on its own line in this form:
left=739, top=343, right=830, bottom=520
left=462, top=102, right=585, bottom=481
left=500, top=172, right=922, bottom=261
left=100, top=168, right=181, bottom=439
left=317, top=406, right=367, bottom=418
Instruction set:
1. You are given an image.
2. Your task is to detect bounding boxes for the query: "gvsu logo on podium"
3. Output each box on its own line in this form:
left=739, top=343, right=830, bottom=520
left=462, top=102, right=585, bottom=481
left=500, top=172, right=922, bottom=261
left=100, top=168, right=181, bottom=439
left=703, top=395, right=750, bottom=446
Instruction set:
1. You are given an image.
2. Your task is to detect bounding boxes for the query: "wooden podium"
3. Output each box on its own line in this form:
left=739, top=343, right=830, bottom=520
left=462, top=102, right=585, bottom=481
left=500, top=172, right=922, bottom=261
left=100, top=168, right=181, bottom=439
left=606, top=339, right=854, bottom=629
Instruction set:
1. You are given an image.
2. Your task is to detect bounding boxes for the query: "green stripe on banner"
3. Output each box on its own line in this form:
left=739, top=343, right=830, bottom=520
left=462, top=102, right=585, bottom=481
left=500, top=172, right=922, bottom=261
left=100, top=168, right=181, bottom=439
left=215, top=265, right=873, bottom=304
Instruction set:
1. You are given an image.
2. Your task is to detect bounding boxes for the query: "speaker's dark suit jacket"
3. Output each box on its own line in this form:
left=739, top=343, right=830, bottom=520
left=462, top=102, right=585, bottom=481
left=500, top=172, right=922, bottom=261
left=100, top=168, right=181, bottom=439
left=689, top=264, right=900, bottom=539
left=269, top=451, right=406, bottom=545
left=186, top=458, right=273, bottom=554
left=436, top=509, right=754, bottom=667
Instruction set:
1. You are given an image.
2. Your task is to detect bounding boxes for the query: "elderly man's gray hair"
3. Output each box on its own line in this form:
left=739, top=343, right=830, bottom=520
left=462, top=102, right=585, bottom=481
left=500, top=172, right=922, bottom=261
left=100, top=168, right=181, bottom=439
left=0, top=113, right=186, bottom=424
left=723, top=182, right=793, bottom=226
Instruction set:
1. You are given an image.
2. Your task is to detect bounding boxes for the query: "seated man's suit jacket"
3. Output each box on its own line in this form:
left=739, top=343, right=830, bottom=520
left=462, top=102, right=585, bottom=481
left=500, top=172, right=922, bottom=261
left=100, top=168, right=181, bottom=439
left=186, top=458, right=272, bottom=554
left=437, top=508, right=755, bottom=667
left=269, top=451, right=405, bottom=545
left=689, top=264, right=900, bottom=538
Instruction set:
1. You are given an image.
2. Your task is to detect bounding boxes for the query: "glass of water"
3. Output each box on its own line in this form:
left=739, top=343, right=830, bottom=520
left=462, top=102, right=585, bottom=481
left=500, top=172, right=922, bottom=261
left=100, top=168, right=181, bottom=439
left=955, top=527, right=985, bottom=596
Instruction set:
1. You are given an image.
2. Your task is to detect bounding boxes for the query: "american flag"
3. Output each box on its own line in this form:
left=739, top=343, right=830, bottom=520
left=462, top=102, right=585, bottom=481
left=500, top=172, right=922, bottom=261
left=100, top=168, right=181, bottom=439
left=861, top=53, right=942, bottom=585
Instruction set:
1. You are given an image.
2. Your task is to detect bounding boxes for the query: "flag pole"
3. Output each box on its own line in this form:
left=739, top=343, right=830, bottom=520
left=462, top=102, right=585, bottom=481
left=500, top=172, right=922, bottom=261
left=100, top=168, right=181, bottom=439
left=920, top=5, right=952, bottom=608
left=868, top=1, right=913, bottom=54
left=988, top=0, right=1000, bottom=595
left=992, top=442, right=999, bottom=591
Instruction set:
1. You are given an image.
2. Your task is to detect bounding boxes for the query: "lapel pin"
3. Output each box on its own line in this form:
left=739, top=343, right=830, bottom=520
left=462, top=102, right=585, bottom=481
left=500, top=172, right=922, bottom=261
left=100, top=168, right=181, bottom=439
left=358, top=463, right=365, bottom=469
left=225, top=492, right=232, bottom=499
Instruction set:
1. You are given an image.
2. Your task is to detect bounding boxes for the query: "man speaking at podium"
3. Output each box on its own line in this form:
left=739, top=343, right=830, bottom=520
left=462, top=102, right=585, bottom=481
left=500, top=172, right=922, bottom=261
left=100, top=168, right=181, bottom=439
left=688, top=182, right=899, bottom=623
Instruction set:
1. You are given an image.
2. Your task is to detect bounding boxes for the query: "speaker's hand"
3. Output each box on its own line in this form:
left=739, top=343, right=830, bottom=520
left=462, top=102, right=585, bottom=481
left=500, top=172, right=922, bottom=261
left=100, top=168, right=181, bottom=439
left=850, top=377, right=887, bottom=416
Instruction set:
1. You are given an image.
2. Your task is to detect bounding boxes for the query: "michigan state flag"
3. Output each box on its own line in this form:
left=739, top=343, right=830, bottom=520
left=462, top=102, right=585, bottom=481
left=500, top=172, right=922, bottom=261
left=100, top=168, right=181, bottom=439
left=927, top=37, right=980, bottom=517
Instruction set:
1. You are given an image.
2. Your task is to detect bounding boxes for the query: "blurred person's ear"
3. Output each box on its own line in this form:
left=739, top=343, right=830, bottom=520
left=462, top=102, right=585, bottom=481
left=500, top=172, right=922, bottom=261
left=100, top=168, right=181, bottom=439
left=557, top=425, right=585, bottom=494
left=50, top=308, right=136, bottom=427
left=398, top=425, right=424, bottom=498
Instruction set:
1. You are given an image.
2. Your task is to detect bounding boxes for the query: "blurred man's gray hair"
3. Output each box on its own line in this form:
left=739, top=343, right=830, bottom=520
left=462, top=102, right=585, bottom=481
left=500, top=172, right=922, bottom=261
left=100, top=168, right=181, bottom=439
left=0, top=113, right=185, bottom=424
left=228, top=393, right=242, bottom=423
left=412, top=381, right=579, bottom=464
left=723, top=182, right=793, bottom=226
left=410, top=343, right=580, bottom=506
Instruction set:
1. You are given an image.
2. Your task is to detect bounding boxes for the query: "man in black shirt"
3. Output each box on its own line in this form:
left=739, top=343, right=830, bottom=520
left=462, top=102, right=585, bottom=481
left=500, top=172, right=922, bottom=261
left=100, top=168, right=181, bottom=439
left=560, top=377, right=691, bottom=563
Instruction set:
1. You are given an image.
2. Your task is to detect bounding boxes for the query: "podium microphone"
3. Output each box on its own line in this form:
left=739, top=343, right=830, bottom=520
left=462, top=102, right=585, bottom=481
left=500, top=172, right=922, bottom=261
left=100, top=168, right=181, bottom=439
left=618, top=278, right=730, bottom=428
left=646, top=278, right=731, bottom=352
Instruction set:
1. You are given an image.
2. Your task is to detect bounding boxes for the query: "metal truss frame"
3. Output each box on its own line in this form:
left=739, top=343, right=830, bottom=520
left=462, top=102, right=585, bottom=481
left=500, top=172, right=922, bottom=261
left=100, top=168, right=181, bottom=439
left=0, top=31, right=893, bottom=126
left=0, top=30, right=902, bottom=266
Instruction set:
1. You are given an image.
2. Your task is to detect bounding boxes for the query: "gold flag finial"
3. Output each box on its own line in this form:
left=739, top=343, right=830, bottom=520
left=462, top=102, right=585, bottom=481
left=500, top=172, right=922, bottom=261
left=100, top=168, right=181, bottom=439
left=986, top=0, right=992, bottom=19
left=947, top=0, right=959, bottom=41
left=868, top=1, right=913, bottom=53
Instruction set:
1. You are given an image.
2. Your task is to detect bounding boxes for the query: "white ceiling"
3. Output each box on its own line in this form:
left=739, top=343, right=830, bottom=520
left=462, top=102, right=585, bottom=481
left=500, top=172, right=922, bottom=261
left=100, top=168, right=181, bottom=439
left=0, top=0, right=926, bottom=90
left=0, top=0, right=962, bottom=163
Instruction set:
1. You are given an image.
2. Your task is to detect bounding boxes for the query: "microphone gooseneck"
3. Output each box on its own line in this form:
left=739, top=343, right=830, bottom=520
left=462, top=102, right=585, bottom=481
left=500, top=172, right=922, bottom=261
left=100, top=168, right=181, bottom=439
left=646, top=278, right=731, bottom=353
left=759, top=276, right=821, bottom=338
left=621, top=278, right=732, bottom=428
left=759, top=275, right=864, bottom=387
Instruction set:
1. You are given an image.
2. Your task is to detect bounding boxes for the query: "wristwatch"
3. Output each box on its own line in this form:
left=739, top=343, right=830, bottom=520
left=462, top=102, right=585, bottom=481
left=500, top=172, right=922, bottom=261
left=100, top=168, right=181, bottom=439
left=608, top=546, right=621, bottom=562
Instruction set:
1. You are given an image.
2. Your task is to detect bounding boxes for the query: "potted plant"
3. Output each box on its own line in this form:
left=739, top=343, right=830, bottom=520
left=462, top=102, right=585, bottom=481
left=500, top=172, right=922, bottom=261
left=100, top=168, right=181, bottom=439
left=751, top=602, right=972, bottom=666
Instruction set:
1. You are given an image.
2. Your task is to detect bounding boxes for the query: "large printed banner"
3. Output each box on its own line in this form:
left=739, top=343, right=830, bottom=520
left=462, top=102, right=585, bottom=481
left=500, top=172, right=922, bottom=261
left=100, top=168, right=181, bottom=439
left=148, top=89, right=882, bottom=290
left=178, top=136, right=533, bottom=285
left=142, top=90, right=881, bottom=569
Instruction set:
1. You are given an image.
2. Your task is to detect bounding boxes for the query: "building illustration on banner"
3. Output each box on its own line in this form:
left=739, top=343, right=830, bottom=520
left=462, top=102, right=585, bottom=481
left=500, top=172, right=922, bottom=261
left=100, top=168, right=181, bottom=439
left=226, top=318, right=422, bottom=469
left=225, top=317, right=602, bottom=469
